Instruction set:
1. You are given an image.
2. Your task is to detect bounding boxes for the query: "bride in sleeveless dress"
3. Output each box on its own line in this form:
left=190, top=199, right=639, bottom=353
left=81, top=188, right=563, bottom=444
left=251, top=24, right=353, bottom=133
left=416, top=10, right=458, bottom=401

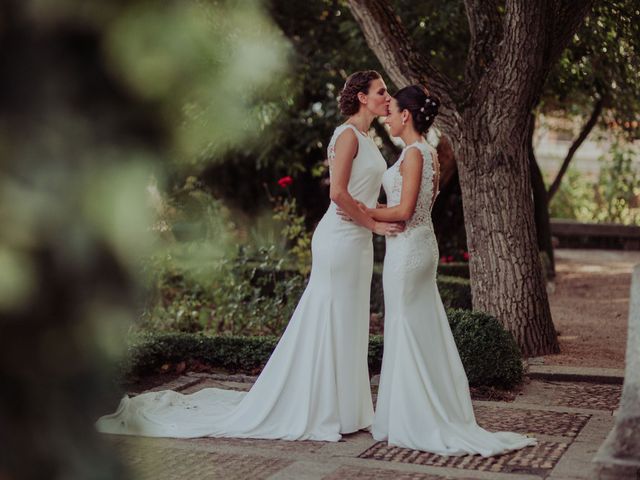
left=345, top=85, right=537, bottom=456
left=96, top=71, right=404, bottom=441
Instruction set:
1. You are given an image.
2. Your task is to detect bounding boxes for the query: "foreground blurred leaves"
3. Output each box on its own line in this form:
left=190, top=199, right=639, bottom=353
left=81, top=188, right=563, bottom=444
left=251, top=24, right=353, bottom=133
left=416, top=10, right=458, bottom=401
left=0, top=0, right=288, bottom=478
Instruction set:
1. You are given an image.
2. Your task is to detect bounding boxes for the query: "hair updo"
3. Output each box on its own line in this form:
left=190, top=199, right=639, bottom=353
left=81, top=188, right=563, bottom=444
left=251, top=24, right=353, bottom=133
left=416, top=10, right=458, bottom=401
left=394, top=85, right=439, bottom=134
left=338, top=70, right=382, bottom=116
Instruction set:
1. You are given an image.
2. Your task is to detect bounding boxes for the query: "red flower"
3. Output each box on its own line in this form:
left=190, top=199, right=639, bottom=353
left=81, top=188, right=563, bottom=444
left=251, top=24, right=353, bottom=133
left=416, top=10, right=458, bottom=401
left=463, top=252, right=470, bottom=261
left=440, top=256, right=448, bottom=264
left=447, top=255, right=454, bottom=262
left=277, top=176, right=293, bottom=188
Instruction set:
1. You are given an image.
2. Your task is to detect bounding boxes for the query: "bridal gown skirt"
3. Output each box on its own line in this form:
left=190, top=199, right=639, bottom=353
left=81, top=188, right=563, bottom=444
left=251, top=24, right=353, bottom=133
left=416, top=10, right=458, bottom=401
left=97, top=207, right=374, bottom=440
left=371, top=226, right=537, bottom=457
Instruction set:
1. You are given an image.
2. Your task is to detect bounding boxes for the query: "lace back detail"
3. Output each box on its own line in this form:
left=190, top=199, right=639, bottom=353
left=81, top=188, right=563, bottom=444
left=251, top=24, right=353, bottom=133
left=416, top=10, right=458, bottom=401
left=388, top=142, right=439, bottom=231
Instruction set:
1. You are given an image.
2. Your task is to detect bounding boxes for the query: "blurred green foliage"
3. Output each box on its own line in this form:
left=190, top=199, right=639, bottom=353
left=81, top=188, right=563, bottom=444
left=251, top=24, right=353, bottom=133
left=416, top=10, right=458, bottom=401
left=0, top=0, right=289, bottom=478
left=548, top=141, right=640, bottom=224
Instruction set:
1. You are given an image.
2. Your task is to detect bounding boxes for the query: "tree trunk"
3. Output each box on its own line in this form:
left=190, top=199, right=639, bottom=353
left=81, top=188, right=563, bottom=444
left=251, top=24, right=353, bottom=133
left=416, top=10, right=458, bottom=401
left=457, top=111, right=559, bottom=356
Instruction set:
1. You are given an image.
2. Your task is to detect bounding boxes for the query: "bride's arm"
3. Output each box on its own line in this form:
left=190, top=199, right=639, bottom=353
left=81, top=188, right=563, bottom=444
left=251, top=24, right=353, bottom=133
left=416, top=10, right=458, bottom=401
left=367, top=148, right=423, bottom=222
left=331, top=130, right=403, bottom=235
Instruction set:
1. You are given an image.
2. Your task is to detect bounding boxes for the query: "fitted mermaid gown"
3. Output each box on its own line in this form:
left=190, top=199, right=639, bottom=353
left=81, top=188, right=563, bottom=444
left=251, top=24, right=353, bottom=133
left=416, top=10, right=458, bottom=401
left=96, top=124, right=386, bottom=440
left=371, top=141, right=537, bottom=456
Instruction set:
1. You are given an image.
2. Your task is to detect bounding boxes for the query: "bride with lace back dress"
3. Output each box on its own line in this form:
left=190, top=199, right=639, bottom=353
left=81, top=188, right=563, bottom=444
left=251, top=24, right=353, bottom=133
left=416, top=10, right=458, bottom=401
left=360, top=85, right=537, bottom=456
left=96, top=71, right=404, bottom=441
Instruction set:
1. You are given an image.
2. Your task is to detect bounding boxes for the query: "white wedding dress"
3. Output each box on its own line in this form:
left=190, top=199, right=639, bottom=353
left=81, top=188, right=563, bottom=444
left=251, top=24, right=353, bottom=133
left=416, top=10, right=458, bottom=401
left=96, top=124, right=386, bottom=441
left=371, top=141, right=537, bottom=456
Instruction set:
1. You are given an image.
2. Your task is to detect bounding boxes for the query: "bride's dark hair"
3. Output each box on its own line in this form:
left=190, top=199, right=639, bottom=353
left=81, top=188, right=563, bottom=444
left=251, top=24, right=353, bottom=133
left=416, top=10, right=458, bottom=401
left=338, top=70, right=382, bottom=116
left=394, top=85, right=439, bottom=134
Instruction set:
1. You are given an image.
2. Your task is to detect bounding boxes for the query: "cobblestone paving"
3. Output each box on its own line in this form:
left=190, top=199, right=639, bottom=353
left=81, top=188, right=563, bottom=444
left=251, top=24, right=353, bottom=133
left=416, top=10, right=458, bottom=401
left=117, top=444, right=292, bottom=480
left=547, top=381, right=622, bottom=411
left=188, top=436, right=328, bottom=454
left=474, top=405, right=591, bottom=438
left=358, top=441, right=569, bottom=475
left=322, top=465, right=458, bottom=479
left=116, top=375, right=615, bottom=479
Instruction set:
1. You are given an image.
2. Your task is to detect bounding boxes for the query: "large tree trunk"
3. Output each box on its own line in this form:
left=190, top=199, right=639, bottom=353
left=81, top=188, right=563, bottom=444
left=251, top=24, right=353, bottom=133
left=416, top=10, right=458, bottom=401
left=458, top=112, right=559, bottom=356
left=346, top=0, right=596, bottom=356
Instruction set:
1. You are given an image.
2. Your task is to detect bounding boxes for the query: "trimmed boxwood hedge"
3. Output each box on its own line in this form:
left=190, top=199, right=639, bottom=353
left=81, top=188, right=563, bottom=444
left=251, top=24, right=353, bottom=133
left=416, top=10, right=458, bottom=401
left=447, top=309, right=524, bottom=388
left=124, top=308, right=523, bottom=388
left=436, top=275, right=473, bottom=310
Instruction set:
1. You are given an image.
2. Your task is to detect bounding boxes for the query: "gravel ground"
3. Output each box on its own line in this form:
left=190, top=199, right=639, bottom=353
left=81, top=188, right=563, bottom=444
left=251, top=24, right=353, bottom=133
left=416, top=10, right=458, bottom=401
left=542, top=248, right=640, bottom=369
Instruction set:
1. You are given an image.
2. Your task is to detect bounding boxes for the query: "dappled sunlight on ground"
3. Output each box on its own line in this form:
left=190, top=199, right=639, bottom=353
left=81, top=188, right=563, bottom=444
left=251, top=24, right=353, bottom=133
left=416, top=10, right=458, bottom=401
left=543, top=248, right=640, bottom=369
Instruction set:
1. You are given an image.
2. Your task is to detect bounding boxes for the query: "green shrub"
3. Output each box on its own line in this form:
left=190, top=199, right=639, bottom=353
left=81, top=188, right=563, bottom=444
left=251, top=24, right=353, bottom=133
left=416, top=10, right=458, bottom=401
left=124, top=333, right=280, bottom=377
left=125, top=308, right=523, bottom=388
left=210, top=246, right=306, bottom=336
left=437, top=275, right=473, bottom=310
left=368, top=334, right=384, bottom=373
left=548, top=140, right=640, bottom=225
left=447, top=309, right=524, bottom=389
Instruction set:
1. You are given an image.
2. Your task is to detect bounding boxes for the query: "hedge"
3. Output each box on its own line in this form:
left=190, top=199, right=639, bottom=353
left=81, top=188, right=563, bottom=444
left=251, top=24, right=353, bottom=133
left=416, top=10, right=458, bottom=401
left=124, top=308, right=523, bottom=388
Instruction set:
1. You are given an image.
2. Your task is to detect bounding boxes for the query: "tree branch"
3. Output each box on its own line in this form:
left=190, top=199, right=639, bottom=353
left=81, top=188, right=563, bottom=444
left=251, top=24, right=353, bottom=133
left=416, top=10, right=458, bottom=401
left=547, top=95, right=604, bottom=200
left=463, top=0, right=504, bottom=90
left=347, top=0, right=461, bottom=136
left=484, top=0, right=553, bottom=121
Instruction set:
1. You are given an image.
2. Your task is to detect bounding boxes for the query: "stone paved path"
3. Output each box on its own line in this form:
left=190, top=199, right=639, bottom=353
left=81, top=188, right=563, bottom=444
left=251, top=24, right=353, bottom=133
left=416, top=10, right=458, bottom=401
left=106, top=372, right=621, bottom=479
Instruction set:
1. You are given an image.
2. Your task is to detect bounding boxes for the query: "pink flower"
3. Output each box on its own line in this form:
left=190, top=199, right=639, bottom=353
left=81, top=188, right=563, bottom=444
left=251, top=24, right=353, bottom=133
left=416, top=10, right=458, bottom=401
left=278, top=176, right=293, bottom=188
left=447, top=255, right=454, bottom=262
left=463, top=252, right=470, bottom=261
left=440, top=256, right=448, bottom=264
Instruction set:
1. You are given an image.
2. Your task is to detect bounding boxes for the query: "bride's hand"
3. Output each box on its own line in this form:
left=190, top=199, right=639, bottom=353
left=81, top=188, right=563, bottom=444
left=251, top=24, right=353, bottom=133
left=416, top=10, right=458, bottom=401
left=374, top=221, right=404, bottom=236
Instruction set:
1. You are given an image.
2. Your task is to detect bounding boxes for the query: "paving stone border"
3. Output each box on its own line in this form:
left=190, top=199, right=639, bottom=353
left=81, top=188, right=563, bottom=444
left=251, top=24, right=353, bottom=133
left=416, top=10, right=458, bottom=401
left=546, top=382, right=622, bottom=411
left=117, top=444, right=293, bottom=480
left=323, top=465, right=453, bottom=480
left=474, top=405, right=591, bottom=438
left=358, top=441, right=569, bottom=475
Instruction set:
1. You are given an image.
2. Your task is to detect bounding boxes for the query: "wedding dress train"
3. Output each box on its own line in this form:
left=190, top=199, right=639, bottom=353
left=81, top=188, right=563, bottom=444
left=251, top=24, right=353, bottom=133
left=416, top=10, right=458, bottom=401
left=372, top=141, right=537, bottom=456
left=97, top=124, right=387, bottom=440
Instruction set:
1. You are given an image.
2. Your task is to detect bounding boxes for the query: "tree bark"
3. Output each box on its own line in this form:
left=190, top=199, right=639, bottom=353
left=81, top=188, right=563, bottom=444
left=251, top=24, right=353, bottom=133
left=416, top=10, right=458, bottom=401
left=345, top=0, right=598, bottom=356
left=548, top=95, right=604, bottom=200
left=457, top=110, right=559, bottom=356
left=462, top=0, right=503, bottom=101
